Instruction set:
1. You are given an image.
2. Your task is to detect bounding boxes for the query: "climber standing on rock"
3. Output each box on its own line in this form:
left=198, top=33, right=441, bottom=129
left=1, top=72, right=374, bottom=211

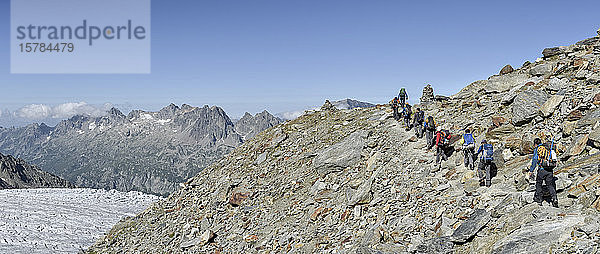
left=390, top=97, right=400, bottom=121
left=476, top=140, right=494, bottom=187
left=413, top=108, right=425, bottom=138
left=460, top=128, right=476, bottom=171
left=398, top=88, right=408, bottom=106
left=425, top=116, right=436, bottom=150
left=435, top=127, right=451, bottom=166
left=402, top=103, right=412, bottom=130
left=529, top=138, right=559, bottom=207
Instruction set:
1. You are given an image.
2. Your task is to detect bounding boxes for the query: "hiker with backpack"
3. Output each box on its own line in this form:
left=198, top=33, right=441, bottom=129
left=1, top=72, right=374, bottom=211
left=476, top=140, right=495, bottom=187
left=529, top=138, right=559, bottom=207
left=435, top=127, right=451, bottom=165
left=413, top=108, right=425, bottom=138
left=424, top=116, right=436, bottom=150
left=460, top=128, right=476, bottom=171
left=398, top=88, right=408, bottom=106
left=402, top=104, right=412, bottom=130
left=390, top=97, right=400, bottom=121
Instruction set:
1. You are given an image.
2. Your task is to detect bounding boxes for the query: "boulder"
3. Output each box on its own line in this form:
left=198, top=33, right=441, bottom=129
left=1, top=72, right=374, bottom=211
left=568, top=174, right=600, bottom=198
left=545, top=77, right=568, bottom=92
left=540, top=95, right=564, bottom=117
left=491, top=116, right=508, bottom=127
left=500, top=83, right=527, bottom=105
left=485, top=74, right=529, bottom=94
left=588, top=128, right=600, bottom=149
left=450, top=209, right=491, bottom=243
left=567, top=110, right=583, bottom=121
left=511, top=89, right=549, bottom=126
left=542, top=47, right=564, bottom=58
left=313, top=131, right=367, bottom=176
left=491, top=215, right=585, bottom=254
left=486, top=124, right=516, bottom=140
left=569, top=134, right=589, bottom=156
left=593, top=93, right=600, bottom=105
left=499, top=65, right=514, bottom=75
left=529, top=63, right=554, bottom=76
left=413, top=237, right=454, bottom=254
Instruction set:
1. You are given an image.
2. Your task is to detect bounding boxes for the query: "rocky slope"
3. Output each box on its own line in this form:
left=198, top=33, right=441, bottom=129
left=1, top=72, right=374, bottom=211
left=0, top=104, right=279, bottom=196
left=88, top=34, right=600, bottom=253
left=0, top=152, right=72, bottom=189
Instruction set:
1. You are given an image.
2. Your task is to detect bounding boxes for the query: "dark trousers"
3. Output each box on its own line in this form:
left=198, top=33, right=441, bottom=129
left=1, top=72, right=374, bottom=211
left=478, top=160, right=492, bottom=186
left=414, top=122, right=423, bottom=138
left=463, top=147, right=475, bottom=169
left=400, top=97, right=406, bottom=106
left=426, top=130, right=434, bottom=149
left=436, top=145, right=448, bottom=164
left=392, top=107, right=399, bottom=120
left=534, top=167, right=558, bottom=203
left=404, top=117, right=412, bottom=129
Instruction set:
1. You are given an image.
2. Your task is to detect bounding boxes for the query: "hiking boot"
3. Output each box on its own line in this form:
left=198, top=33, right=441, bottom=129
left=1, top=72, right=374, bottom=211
left=552, top=200, right=559, bottom=208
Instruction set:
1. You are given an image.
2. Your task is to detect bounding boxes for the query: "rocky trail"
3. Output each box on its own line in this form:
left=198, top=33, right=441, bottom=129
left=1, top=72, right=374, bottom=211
left=88, top=33, right=600, bottom=253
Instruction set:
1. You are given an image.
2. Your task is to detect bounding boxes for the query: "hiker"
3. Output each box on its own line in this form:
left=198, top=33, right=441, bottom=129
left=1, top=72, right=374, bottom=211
left=402, top=103, right=412, bottom=130
left=424, top=116, right=436, bottom=150
left=459, top=128, right=476, bottom=170
left=398, top=88, right=408, bottom=106
left=390, top=97, right=400, bottom=121
left=476, top=140, right=494, bottom=187
left=435, top=127, right=451, bottom=165
left=413, top=108, right=425, bottom=138
left=529, top=138, right=559, bottom=207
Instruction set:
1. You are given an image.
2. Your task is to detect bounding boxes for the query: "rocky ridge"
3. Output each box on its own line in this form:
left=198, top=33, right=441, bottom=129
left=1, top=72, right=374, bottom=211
left=0, top=152, right=72, bottom=189
left=89, top=34, right=600, bottom=253
left=0, top=104, right=280, bottom=196
left=235, top=110, right=282, bottom=141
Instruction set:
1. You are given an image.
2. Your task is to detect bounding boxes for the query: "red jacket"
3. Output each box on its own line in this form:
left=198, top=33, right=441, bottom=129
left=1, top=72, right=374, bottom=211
left=436, top=131, right=451, bottom=146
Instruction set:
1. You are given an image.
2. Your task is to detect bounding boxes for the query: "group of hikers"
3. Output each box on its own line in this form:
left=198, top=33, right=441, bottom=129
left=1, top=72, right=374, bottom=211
left=390, top=88, right=560, bottom=208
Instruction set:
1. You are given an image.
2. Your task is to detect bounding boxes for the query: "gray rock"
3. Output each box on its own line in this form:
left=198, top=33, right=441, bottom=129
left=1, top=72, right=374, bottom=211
left=542, top=47, right=564, bottom=58
left=589, top=127, right=600, bottom=149
left=529, top=63, right=554, bottom=76
left=450, top=209, right=491, bottom=243
left=413, top=237, right=453, bottom=254
left=540, top=94, right=564, bottom=117
left=545, top=77, right=568, bottom=92
left=485, top=74, right=529, bottom=94
left=511, top=89, right=549, bottom=126
left=313, top=131, right=367, bottom=176
left=500, top=65, right=514, bottom=75
left=491, top=215, right=585, bottom=254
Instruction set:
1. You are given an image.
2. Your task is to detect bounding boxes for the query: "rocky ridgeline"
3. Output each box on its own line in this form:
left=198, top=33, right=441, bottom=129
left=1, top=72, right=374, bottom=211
left=0, top=152, right=72, bottom=189
left=0, top=104, right=280, bottom=196
left=89, top=34, right=600, bottom=253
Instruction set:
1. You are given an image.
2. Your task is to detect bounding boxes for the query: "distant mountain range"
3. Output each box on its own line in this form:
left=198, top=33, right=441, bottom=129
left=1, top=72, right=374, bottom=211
left=0, top=104, right=281, bottom=196
left=0, top=152, right=72, bottom=189
left=277, top=98, right=375, bottom=120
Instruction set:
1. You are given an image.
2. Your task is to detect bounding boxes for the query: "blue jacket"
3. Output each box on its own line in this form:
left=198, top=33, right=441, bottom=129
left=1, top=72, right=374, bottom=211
left=477, top=144, right=493, bottom=161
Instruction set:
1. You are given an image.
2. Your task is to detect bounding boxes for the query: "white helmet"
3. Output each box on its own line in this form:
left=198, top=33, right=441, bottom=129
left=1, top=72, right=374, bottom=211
left=436, top=126, right=442, bottom=132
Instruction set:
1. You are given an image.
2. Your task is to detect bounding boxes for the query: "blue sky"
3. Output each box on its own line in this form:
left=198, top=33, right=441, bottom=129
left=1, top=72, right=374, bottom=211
left=0, top=0, right=599, bottom=126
